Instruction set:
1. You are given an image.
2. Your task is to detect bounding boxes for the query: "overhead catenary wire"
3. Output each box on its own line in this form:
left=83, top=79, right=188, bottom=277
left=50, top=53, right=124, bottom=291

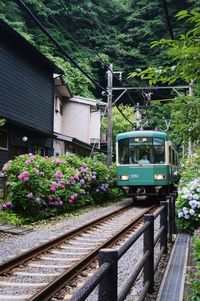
left=15, top=0, right=108, bottom=94
left=19, top=0, right=136, bottom=126
left=115, top=105, right=134, bottom=126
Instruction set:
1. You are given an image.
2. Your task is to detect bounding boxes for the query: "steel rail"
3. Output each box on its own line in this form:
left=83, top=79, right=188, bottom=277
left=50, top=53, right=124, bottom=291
left=29, top=205, right=158, bottom=301
left=0, top=201, right=131, bottom=274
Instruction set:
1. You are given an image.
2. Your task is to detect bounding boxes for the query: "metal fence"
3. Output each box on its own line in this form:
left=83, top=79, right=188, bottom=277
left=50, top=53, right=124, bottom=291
left=69, top=193, right=177, bottom=301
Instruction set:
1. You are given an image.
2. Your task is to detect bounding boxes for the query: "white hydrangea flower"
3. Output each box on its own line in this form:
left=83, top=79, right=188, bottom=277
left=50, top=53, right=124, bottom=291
left=182, top=194, right=189, bottom=199
left=184, top=214, right=190, bottom=219
left=183, top=207, right=189, bottom=214
left=182, top=187, right=190, bottom=195
left=178, top=211, right=183, bottom=218
left=189, top=209, right=195, bottom=215
left=193, top=194, right=199, bottom=200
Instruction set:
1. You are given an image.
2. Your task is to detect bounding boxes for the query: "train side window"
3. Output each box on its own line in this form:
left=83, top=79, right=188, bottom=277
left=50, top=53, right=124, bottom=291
left=153, top=138, right=165, bottom=163
left=169, top=146, right=173, bottom=164
left=172, top=149, right=175, bottom=165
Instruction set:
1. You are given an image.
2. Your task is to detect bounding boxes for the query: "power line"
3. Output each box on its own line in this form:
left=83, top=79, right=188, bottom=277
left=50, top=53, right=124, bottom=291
left=20, top=0, right=136, bottom=126
left=15, top=0, right=107, bottom=94
left=115, top=104, right=134, bottom=126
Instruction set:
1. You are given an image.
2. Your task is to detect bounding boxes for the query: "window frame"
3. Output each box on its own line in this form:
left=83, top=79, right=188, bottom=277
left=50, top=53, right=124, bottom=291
left=0, top=130, right=8, bottom=150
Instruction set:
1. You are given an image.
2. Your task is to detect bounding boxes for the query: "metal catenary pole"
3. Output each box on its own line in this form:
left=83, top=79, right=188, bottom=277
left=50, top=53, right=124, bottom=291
left=188, top=80, right=194, bottom=156
left=107, top=64, right=113, bottom=167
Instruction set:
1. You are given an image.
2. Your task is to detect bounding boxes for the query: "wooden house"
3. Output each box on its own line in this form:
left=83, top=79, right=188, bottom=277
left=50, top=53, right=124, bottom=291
left=0, top=20, right=60, bottom=167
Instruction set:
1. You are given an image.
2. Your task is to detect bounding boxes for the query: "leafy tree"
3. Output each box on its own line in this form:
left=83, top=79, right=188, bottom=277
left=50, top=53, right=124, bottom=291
left=101, top=104, right=135, bottom=145
left=129, top=9, right=200, bottom=84
left=0, top=0, right=192, bottom=98
left=129, top=9, right=200, bottom=150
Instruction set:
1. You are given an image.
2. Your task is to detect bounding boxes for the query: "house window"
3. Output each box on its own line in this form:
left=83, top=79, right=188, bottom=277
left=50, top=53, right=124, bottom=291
left=55, top=96, right=62, bottom=114
left=36, top=147, right=45, bottom=156
left=60, top=102, right=63, bottom=115
left=0, top=130, right=8, bottom=150
left=55, top=96, right=59, bottom=113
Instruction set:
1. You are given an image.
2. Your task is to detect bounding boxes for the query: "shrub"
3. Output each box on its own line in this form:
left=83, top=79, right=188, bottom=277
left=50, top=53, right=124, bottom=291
left=186, top=229, right=200, bottom=301
left=176, top=151, right=200, bottom=232
left=0, top=153, right=118, bottom=219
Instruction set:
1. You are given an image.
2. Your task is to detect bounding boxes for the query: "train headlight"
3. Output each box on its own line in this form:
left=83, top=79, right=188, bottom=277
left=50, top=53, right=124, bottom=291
left=119, top=174, right=129, bottom=181
left=154, top=174, right=166, bottom=180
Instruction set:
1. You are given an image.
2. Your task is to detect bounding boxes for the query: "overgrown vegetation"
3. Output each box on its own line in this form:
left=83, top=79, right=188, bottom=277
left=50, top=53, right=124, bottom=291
left=186, top=229, right=200, bottom=301
left=0, top=153, right=120, bottom=223
left=129, top=8, right=200, bottom=153
left=176, top=151, right=200, bottom=232
left=0, top=0, right=193, bottom=98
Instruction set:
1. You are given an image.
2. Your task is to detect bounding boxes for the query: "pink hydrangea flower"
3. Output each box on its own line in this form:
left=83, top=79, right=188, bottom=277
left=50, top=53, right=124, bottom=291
left=25, top=160, right=31, bottom=164
left=35, top=197, right=41, bottom=203
left=18, top=171, right=29, bottom=181
left=54, top=158, right=62, bottom=164
left=55, top=171, right=63, bottom=178
left=50, top=186, right=56, bottom=192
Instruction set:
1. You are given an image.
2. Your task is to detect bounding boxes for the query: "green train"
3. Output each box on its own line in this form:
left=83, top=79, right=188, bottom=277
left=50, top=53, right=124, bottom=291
left=116, top=130, right=179, bottom=200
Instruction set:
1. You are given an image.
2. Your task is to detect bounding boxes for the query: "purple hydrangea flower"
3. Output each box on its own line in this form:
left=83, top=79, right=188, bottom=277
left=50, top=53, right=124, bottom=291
left=27, top=193, right=33, bottom=199
left=35, top=169, right=40, bottom=175
left=2, top=165, right=7, bottom=171
left=80, top=179, right=85, bottom=185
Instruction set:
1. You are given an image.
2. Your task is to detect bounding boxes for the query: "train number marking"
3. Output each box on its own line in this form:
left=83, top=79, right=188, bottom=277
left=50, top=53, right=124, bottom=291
left=130, top=174, right=139, bottom=179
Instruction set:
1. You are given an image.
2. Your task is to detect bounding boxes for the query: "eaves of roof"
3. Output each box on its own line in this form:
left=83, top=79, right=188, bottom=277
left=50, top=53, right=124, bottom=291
left=0, top=19, right=62, bottom=74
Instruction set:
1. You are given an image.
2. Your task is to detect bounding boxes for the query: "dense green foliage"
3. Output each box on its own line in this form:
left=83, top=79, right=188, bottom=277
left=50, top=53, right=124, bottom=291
left=186, top=230, right=200, bottom=301
left=0, top=153, right=118, bottom=220
left=129, top=9, right=200, bottom=152
left=0, top=0, right=193, bottom=99
left=0, top=1, right=199, bottom=153
left=101, top=104, right=136, bottom=145
left=176, top=151, right=200, bottom=232
left=130, top=9, right=200, bottom=85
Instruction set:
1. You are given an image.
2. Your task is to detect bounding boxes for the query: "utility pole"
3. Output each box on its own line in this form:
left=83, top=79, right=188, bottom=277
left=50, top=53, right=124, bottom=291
left=188, top=81, right=194, bottom=156
left=107, top=64, right=113, bottom=167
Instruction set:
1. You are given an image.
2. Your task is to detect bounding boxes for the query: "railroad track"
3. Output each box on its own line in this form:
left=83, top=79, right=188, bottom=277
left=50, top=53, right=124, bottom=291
left=0, top=203, right=158, bottom=301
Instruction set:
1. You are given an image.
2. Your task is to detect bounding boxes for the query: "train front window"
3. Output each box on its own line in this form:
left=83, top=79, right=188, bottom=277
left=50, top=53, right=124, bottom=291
left=118, top=137, right=165, bottom=164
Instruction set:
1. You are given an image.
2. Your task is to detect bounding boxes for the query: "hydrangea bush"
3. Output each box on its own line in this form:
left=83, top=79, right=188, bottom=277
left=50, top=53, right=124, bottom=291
left=176, top=151, right=200, bottom=232
left=0, top=153, right=118, bottom=219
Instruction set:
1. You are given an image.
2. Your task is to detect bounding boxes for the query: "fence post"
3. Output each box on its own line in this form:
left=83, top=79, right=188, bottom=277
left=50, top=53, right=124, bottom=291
left=98, top=249, right=118, bottom=301
left=166, top=196, right=172, bottom=243
left=160, top=201, right=168, bottom=253
left=143, top=214, right=154, bottom=293
left=170, top=192, right=177, bottom=234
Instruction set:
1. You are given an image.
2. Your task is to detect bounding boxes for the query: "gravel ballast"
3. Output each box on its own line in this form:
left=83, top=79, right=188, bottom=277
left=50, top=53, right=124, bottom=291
left=0, top=198, right=167, bottom=301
